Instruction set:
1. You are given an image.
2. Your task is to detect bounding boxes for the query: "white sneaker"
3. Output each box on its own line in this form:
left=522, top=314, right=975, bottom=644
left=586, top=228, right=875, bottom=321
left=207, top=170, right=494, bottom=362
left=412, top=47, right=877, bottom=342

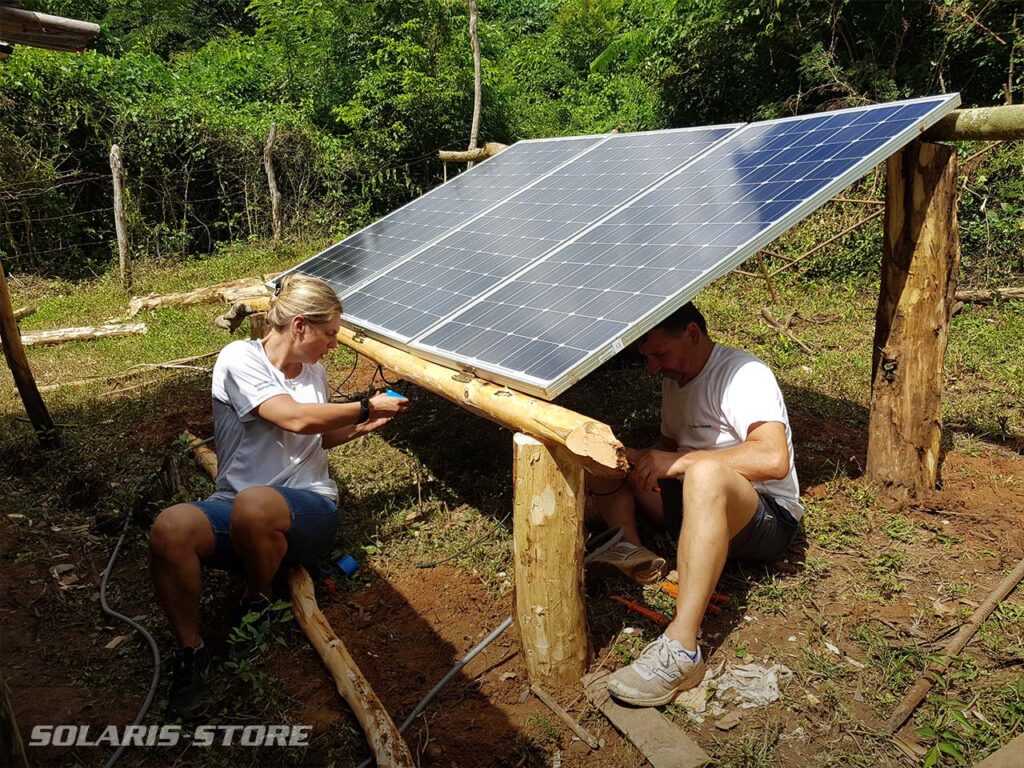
left=587, top=541, right=666, bottom=584
left=607, top=635, right=706, bottom=707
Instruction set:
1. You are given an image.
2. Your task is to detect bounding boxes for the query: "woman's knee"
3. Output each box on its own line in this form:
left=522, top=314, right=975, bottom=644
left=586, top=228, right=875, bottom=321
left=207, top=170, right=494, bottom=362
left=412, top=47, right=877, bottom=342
left=230, top=487, right=290, bottom=534
left=150, top=504, right=209, bottom=557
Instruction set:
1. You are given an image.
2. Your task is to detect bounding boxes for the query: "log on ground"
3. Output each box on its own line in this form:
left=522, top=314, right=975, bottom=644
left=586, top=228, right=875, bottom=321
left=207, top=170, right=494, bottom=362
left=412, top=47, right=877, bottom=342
left=13, top=322, right=147, bottom=348
left=127, top=277, right=269, bottom=317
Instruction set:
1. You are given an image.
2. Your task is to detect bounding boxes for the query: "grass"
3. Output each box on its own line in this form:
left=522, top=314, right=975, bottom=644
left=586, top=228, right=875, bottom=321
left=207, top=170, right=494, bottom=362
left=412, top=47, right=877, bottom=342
left=2, top=236, right=1023, bottom=768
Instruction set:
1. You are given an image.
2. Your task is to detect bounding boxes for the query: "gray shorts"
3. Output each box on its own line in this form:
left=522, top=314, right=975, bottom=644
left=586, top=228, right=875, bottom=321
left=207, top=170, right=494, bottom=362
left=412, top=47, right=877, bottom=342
left=658, top=478, right=798, bottom=561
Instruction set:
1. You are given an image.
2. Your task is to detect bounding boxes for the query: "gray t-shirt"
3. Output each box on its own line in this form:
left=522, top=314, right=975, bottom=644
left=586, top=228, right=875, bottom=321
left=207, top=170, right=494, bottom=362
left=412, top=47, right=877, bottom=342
left=660, top=343, right=803, bottom=519
left=209, top=339, right=338, bottom=502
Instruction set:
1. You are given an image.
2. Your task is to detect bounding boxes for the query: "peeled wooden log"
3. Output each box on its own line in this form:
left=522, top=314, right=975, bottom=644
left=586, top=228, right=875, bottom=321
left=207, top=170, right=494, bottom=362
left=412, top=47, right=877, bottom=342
left=954, top=287, right=1024, bottom=304
left=438, top=142, right=507, bottom=163
left=513, top=434, right=588, bottom=686
left=335, top=326, right=627, bottom=479
left=288, top=567, right=415, bottom=768
left=215, top=299, right=267, bottom=332
left=182, top=433, right=413, bottom=767
left=13, top=322, right=147, bottom=348
left=12, top=307, right=35, bottom=321
left=127, top=277, right=269, bottom=317
left=922, top=105, right=1024, bottom=142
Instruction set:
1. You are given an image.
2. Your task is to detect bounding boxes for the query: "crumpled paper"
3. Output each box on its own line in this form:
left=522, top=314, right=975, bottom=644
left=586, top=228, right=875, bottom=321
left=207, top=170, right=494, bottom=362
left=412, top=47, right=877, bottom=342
left=674, top=660, right=793, bottom=719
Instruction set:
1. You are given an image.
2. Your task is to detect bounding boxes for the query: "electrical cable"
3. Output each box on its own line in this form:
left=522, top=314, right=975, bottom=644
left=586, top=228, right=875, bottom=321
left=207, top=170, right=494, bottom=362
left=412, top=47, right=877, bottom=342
left=356, top=527, right=625, bottom=768
left=98, top=504, right=162, bottom=768
left=96, top=433, right=215, bottom=768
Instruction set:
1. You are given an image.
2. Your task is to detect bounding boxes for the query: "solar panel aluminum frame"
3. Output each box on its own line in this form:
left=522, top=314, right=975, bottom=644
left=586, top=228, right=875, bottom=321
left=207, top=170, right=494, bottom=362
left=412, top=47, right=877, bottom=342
left=283, top=133, right=613, bottom=303
left=404, top=93, right=960, bottom=400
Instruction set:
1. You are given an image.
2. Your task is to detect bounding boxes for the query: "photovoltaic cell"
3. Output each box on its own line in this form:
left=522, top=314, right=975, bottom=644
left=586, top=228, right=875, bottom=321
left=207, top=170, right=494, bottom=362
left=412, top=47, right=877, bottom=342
left=290, top=135, right=602, bottom=293
left=340, top=126, right=739, bottom=340
left=415, top=94, right=960, bottom=395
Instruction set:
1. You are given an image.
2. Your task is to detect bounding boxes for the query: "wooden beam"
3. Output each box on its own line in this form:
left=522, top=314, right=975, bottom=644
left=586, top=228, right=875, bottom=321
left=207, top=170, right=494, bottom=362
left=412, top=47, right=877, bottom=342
left=867, top=139, right=960, bottom=493
left=513, top=433, right=588, bottom=686
left=922, top=105, right=1024, bottom=142
left=955, top=287, right=1024, bottom=304
left=975, top=734, right=1024, bottom=768
left=334, top=326, right=627, bottom=479
left=0, top=260, right=59, bottom=447
left=0, top=7, right=100, bottom=53
left=438, top=142, right=507, bottom=163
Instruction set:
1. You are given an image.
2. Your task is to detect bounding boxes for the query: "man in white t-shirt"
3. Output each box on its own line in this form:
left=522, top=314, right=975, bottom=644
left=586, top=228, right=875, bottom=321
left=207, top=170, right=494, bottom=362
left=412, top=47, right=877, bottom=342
left=588, top=302, right=802, bottom=706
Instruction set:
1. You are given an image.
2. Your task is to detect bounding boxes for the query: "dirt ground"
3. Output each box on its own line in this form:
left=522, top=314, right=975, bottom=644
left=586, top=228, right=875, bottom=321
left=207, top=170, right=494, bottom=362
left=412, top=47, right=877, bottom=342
left=2, top=358, right=1022, bottom=767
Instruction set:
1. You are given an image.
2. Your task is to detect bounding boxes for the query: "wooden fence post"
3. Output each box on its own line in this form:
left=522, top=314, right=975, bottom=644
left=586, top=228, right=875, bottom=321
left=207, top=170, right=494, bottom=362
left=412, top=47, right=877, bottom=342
left=512, top=432, right=588, bottom=686
left=263, top=123, right=282, bottom=244
left=866, top=139, right=960, bottom=493
left=466, top=0, right=482, bottom=170
left=109, top=144, right=131, bottom=290
left=0, top=258, right=59, bottom=447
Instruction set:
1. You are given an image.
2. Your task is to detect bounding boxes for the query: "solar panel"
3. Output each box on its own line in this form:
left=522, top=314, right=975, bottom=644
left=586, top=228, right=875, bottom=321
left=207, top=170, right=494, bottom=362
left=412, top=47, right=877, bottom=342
left=289, top=94, right=960, bottom=399
left=339, top=125, right=740, bottom=341
left=413, top=94, right=960, bottom=397
left=289, top=135, right=603, bottom=294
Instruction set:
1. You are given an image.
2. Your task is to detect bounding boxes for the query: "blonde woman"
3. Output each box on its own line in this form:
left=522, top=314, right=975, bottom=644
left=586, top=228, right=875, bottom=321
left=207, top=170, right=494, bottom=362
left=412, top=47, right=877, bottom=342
left=148, top=274, right=408, bottom=716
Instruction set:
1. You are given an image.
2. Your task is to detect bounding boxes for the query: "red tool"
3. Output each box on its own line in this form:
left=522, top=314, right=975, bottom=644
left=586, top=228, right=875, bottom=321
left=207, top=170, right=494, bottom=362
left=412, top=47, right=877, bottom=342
left=610, top=595, right=671, bottom=626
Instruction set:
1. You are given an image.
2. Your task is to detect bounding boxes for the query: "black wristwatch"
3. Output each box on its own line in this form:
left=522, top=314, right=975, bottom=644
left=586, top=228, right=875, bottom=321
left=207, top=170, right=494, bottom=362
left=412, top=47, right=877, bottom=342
left=356, top=397, right=370, bottom=425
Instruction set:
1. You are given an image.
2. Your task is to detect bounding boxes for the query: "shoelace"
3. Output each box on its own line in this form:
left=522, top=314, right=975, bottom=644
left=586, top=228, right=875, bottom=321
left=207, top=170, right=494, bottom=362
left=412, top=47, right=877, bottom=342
left=634, top=637, right=676, bottom=677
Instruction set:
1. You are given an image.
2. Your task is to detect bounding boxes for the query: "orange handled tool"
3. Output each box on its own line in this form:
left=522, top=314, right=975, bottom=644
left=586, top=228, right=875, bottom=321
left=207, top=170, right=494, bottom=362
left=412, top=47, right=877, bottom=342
left=656, top=581, right=729, bottom=614
left=610, top=595, right=671, bottom=626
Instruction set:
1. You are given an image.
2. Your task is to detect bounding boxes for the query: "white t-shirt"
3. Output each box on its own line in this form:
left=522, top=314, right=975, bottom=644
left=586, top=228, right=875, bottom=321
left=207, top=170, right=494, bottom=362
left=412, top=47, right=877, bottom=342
left=208, top=339, right=338, bottom=502
left=660, top=343, right=803, bottom=520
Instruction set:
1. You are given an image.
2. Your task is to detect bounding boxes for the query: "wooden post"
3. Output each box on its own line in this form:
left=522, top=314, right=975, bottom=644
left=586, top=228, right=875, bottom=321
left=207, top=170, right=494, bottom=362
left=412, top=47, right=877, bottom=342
left=866, top=140, right=960, bottom=493
left=248, top=312, right=267, bottom=340
left=263, top=123, right=282, bottom=244
left=109, top=144, right=131, bottom=290
left=466, top=0, right=482, bottom=170
left=512, top=432, right=588, bottom=686
left=0, top=259, right=59, bottom=447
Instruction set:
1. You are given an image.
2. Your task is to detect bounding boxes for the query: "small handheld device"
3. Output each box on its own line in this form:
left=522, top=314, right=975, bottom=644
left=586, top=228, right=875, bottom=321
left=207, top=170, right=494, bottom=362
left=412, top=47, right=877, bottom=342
left=383, top=389, right=406, bottom=399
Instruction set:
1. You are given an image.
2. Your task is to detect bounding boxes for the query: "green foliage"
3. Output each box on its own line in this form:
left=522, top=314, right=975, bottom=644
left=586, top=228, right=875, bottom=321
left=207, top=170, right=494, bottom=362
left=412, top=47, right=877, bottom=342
left=2, top=0, right=1020, bottom=281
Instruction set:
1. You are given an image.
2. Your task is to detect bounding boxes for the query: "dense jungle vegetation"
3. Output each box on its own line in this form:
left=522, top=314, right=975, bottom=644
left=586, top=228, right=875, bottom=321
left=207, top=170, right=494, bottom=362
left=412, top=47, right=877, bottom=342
left=1, top=0, right=1021, bottom=280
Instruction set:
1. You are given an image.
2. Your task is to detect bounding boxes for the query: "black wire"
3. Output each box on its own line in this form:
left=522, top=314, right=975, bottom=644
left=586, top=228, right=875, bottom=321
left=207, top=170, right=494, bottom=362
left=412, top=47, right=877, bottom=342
left=329, top=352, right=361, bottom=402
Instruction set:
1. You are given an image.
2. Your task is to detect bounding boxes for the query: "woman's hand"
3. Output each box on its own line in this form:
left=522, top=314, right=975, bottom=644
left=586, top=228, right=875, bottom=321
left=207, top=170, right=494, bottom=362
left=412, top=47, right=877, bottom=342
left=368, top=391, right=409, bottom=418
left=355, top=414, right=393, bottom=436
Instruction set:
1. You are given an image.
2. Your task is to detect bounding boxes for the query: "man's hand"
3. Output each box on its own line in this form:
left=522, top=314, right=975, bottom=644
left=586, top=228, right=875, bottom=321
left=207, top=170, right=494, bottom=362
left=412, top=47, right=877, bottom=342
left=625, top=447, right=680, bottom=493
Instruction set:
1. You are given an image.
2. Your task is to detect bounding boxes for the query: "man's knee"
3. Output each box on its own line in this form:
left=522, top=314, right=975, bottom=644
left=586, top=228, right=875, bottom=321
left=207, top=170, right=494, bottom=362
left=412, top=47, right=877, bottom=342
left=683, top=458, right=734, bottom=492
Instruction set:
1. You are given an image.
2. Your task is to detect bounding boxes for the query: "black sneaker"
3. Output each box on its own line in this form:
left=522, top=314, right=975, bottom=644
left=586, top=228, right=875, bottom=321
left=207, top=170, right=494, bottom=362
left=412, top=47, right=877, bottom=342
left=168, top=644, right=210, bottom=717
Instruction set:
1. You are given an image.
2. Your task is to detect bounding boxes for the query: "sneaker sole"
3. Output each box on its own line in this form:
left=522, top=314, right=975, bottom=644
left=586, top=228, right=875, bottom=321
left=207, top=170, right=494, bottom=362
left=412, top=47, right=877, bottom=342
left=608, top=659, right=707, bottom=707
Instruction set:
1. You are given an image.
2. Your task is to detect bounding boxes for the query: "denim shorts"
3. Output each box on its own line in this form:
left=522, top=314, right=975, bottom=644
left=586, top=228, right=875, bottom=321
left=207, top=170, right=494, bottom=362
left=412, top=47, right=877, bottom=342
left=190, top=486, right=338, bottom=571
left=658, top=478, right=798, bottom=561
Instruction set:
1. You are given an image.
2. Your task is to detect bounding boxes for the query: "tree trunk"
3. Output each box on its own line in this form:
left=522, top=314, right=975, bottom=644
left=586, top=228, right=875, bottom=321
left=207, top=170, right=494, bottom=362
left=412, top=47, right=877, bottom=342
left=264, top=123, right=282, bottom=244
left=867, top=140, right=960, bottom=494
left=466, top=0, right=482, bottom=170
left=512, top=432, right=588, bottom=686
left=128, top=276, right=269, bottom=317
left=109, top=144, right=131, bottom=290
left=0, top=259, right=59, bottom=447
